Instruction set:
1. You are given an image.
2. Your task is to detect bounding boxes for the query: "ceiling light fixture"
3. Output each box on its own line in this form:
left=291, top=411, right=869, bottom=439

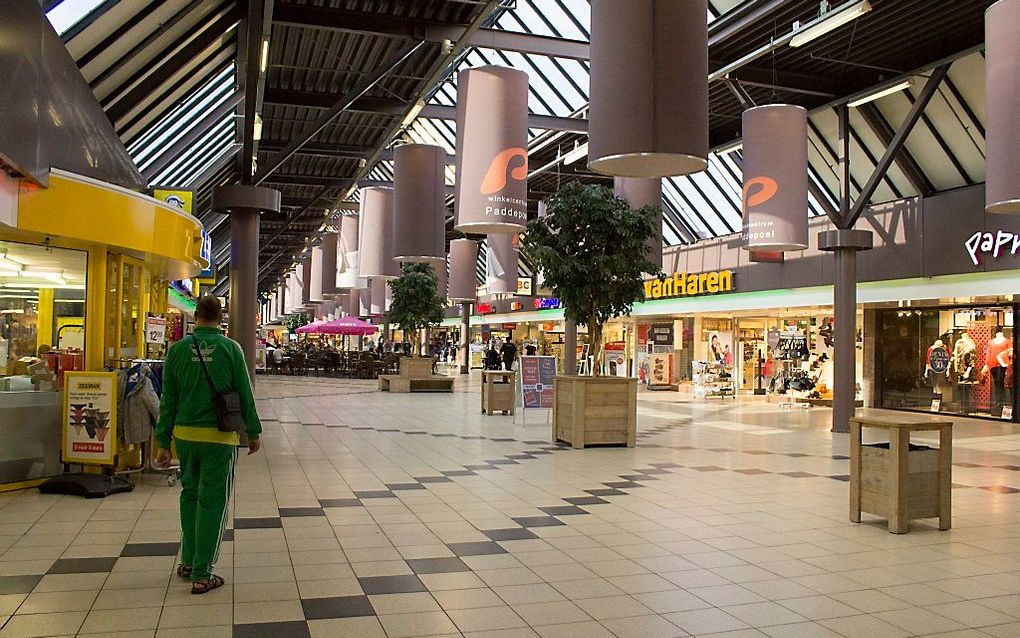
left=714, top=139, right=743, bottom=155
left=400, top=100, right=425, bottom=129
left=847, top=79, right=912, bottom=108
left=260, top=39, right=270, bottom=73
left=789, top=0, right=872, bottom=48
left=253, top=113, right=263, bottom=141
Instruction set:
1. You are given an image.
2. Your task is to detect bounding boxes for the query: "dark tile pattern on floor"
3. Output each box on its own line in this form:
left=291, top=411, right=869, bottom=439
left=233, top=620, right=311, bottom=638
left=483, top=527, right=539, bottom=541
left=318, top=498, right=362, bottom=508
left=446, top=541, right=508, bottom=556
left=47, top=557, right=118, bottom=574
left=300, top=595, right=375, bottom=619
left=0, top=575, right=42, bottom=594
left=357, top=574, right=427, bottom=594
left=234, top=517, right=283, bottom=529
left=279, top=507, right=325, bottom=517
left=405, top=557, right=471, bottom=574
left=120, top=542, right=180, bottom=557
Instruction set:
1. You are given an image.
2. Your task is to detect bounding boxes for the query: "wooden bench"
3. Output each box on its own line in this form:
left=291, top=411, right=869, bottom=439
left=379, top=375, right=454, bottom=393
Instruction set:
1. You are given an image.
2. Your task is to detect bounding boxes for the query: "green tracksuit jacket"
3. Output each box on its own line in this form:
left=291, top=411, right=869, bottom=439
left=155, top=327, right=261, bottom=448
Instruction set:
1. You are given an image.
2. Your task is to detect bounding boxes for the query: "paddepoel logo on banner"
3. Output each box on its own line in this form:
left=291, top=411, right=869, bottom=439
left=520, top=356, right=556, bottom=409
left=63, top=372, right=118, bottom=465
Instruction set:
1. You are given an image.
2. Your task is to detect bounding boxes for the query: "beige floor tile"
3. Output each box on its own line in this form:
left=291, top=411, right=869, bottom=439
left=634, top=589, right=713, bottom=614
left=512, top=600, right=590, bottom=626
left=17, top=590, right=98, bottom=614
left=573, top=594, right=653, bottom=620
left=447, top=605, right=529, bottom=633
left=421, top=571, right=487, bottom=591
left=297, top=577, right=363, bottom=598
left=234, top=580, right=300, bottom=602
left=92, top=587, right=166, bottom=610
left=369, top=592, right=442, bottom=614
left=533, top=620, right=616, bottom=638
left=759, top=621, right=844, bottom=638
left=493, top=583, right=565, bottom=605
left=599, top=614, right=692, bottom=638
left=664, top=608, right=750, bottom=635
left=156, top=626, right=231, bottom=638
left=0, top=595, right=25, bottom=617
left=80, top=608, right=161, bottom=634
left=0, top=611, right=86, bottom=638
left=817, top=614, right=912, bottom=638
left=924, top=600, right=1019, bottom=627
left=434, top=587, right=505, bottom=610
left=379, top=611, right=459, bottom=638
left=776, top=595, right=860, bottom=621
left=478, top=568, right=544, bottom=588
left=157, top=603, right=233, bottom=628
left=308, top=616, right=387, bottom=638
left=550, top=578, right=624, bottom=600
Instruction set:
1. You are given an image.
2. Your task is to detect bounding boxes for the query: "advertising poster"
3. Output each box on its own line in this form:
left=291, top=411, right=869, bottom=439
left=649, top=353, right=671, bottom=386
left=520, top=355, right=556, bottom=409
left=604, top=341, right=627, bottom=377
left=470, top=343, right=485, bottom=369
left=62, top=372, right=118, bottom=465
left=706, top=330, right=734, bottom=366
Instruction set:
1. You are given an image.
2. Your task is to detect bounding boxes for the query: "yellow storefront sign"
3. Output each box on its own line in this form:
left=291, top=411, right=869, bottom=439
left=643, top=270, right=734, bottom=300
left=153, top=189, right=193, bottom=214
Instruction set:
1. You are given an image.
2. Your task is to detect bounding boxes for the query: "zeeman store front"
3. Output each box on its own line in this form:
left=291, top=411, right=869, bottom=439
left=0, top=170, right=207, bottom=490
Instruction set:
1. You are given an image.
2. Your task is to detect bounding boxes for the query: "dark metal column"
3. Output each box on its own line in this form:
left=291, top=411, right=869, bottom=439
left=460, top=303, right=471, bottom=375
left=819, top=229, right=873, bottom=433
left=564, top=319, right=577, bottom=375
left=212, top=185, right=281, bottom=377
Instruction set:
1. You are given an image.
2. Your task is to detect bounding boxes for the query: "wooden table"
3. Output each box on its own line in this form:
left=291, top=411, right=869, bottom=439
left=482, top=370, right=515, bottom=415
left=849, top=411, right=952, bottom=534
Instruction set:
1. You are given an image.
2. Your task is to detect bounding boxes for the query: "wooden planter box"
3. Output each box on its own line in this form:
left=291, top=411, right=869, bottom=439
left=399, top=356, right=434, bottom=378
left=482, top=370, right=515, bottom=415
left=553, top=375, right=636, bottom=449
left=859, top=443, right=940, bottom=521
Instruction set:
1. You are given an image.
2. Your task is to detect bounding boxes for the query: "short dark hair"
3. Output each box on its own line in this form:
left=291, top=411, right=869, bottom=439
left=195, top=295, right=223, bottom=323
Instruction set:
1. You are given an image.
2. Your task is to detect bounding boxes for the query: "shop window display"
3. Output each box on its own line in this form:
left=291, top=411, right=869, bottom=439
left=877, top=306, right=1015, bottom=419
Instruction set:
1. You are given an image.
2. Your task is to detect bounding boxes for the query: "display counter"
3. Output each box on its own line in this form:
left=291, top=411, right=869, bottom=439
left=0, top=390, right=62, bottom=487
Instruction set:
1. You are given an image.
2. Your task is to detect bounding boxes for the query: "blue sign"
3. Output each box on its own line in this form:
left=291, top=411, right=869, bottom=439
left=198, top=229, right=214, bottom=280
left=533, top=297, right=560, bottom=309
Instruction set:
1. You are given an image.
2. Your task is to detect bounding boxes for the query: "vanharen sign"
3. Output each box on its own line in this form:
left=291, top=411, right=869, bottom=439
left=644, top=270, right=734, bottom=300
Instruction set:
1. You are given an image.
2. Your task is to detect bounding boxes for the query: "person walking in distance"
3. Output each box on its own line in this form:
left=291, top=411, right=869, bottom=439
left=155, top=296, right=261, bottom=594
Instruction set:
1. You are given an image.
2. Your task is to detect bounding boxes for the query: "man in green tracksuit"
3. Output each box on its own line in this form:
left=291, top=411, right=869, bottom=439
left=155, top=296, right=261, bottom=595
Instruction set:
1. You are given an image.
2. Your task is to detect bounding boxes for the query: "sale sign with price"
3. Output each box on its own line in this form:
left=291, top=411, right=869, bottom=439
left=145, top=316, right=167, bottom=344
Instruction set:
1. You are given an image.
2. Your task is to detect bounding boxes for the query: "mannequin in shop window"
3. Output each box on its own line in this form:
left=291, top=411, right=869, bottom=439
left=982, top=328, right=1012, bottom=416
left=925, top=339, right=951, bottom=396
left=953, top=332, right=977, bottom=414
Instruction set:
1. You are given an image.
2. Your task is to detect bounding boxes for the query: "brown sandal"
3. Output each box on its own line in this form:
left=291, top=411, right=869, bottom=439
left=191, top=575, right=225, bottom=594
left=176, top=564, right=192, bottom=579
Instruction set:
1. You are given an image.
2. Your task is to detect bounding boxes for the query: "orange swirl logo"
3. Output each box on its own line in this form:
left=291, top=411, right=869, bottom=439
left=481, top=147, right=528, bottom=195
left=743, top=176, right=778, bottom=209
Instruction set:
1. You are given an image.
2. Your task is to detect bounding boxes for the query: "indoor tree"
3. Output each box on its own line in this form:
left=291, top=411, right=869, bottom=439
left=282, top=311, right=309, bottom=334
left=522, top=181, right=660, bottom=374
left=386, top=262, right=446, bottom=356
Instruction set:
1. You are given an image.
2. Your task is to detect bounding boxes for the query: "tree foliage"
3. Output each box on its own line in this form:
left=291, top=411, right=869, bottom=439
left=386, top=263, right=446, bottom=354
left=283, top=311, right=309, bottom=334
left=522, top=181, right=660, bottom=374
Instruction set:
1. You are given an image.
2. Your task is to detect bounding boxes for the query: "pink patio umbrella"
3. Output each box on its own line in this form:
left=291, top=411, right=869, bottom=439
left=295, top=321, right=324, bottom=334
left=318, top=316, right=379, bottom=336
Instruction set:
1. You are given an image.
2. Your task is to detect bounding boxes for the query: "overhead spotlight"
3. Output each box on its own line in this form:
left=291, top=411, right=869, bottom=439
left=848, top=80, right=912, bottom=108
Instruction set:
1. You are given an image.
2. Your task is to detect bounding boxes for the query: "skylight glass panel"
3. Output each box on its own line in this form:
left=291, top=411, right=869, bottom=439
left=46, top=0, right=104, bottom=36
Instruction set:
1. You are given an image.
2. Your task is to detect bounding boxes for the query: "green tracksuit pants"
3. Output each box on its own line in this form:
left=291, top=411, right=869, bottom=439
left=176, top=439, right=235, bottom=582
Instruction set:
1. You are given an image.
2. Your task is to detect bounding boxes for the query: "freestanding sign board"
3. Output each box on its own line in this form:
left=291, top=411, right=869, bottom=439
left=62, top=371, right=118, bottom=466
left=520, top=356, right=556, bottom=409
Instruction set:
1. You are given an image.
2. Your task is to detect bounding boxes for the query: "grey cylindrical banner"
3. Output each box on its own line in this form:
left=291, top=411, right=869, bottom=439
left=485, top=234, right=518, bottom=295
left=337, top=215, right=367, bottom=290
left=359, top=288, right=372, bottom=318
left=309, top=245, right=324, bottom=303
left=448, top=239, right=479, bottom=301
left=986, top=0, right=1020, bottom=213
left=370, top=278, right=386, bottom=316
left=741, top=104, right=809, bottom=251
left=301, top=259, right=312, bottom=305
left=614, top=177, right=663, bottom=270
left=358, top=187, right=400, bottom=279
left=434, top=257, right=448, bottom=304
left=320, top=232, right=338, bottom=295
left=588, top=0, right=708, bottom=178
left=393, top=144, right=447, bottom=262
left=454, top=66, right=529, bottom=234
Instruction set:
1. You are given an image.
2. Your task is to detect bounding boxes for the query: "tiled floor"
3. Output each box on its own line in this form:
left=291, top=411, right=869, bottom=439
left=2, top=372, right=1019, bottom=638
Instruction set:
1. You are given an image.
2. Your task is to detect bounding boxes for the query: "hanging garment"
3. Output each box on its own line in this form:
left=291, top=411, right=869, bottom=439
left=118, top=365, right=161, bottom=444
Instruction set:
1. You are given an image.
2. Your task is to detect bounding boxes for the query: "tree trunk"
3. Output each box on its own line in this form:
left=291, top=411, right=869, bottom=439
left=589, top=317, right=603, bottom=377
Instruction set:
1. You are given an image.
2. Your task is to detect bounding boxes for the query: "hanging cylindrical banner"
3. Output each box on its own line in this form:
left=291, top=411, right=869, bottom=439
left=393, top=144, right=447, bottom=263
left=285, top=270, right=301, bottom=314
left=359, top=288, right=372, bottom=318
left=434, top=257, right=449, bottom=304
left=337, top=215, right=368, bottom=290
left=320, top=232, right=339, bottom=295
left=740, top=104, right=809, bottom=251
left=454, top=66, right=529, bottom=234
left=447, top=239, right=479, bottom=302
left=370, top=278, right=386, bottom=316
left=614, top=177, right=663, bottom=271
left=537, top=200, right=548, bottom=219
left=300, top=259, right=312, bottom=305
left=358, top=187, right=400, bottom=279
left=986, top=0, right=1020, bottom=213
left=309, top=246, right=324, bottom=303
left=485, top=234, right=518, bottom=295
left=343, top=290, right=358, bottom=317
left=588, top=0, right=708, bottom=178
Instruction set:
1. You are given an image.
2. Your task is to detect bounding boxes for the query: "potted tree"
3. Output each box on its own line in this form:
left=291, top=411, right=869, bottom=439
left=523, top=182, right=659, bottom=448
left=386, top=262, right=446, bottom=379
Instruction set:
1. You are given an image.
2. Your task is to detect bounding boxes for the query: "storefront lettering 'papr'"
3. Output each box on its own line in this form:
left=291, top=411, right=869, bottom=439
left=965, top=230, right=1020, bottom=265
left=644, top=270, right=733, bottom=300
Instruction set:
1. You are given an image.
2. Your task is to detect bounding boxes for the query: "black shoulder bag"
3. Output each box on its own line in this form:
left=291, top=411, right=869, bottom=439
left=192, top=337, right=245, bottom=433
